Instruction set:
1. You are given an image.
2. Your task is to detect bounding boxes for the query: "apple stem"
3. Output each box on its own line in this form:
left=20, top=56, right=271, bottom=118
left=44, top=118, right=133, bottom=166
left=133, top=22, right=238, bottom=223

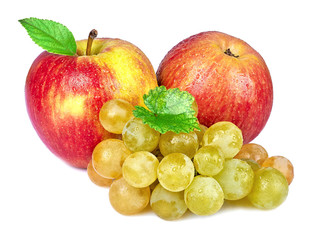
left=86, top=29, right=98, bottom=56
left=224, top=48, right=239, bottom=58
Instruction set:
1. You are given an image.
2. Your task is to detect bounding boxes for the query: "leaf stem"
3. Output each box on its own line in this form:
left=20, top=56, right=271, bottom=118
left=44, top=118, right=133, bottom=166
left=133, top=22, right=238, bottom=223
left=86, top=29, right=98, bottom=56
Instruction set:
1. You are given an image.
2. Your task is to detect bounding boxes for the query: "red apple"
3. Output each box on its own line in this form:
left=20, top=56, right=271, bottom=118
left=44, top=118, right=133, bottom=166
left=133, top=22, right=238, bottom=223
left=157, top=31, right=273, bottom=143
left=26, top=37, right=157, bottom=168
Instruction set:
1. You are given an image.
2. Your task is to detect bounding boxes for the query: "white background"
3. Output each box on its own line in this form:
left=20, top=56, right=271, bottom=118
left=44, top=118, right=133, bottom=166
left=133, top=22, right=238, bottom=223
left=1, top=0, right=316, bottom=239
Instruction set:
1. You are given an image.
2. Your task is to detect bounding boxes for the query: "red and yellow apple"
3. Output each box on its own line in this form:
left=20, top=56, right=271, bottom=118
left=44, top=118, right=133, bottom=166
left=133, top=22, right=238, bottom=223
left=157, top=31, right=273, bottom=143
left=26, top=38, right=157, bottom=168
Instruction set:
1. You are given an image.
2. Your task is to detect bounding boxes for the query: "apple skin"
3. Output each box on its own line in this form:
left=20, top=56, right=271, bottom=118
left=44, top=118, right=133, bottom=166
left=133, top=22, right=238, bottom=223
left=157, top=31, right=273, bottom=144
left=25, top=38, right=158, bottom=168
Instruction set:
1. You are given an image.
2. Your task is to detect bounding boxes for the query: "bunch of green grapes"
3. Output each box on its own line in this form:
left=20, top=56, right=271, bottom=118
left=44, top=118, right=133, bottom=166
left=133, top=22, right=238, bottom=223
left=86, top=98, right=293, bottom=220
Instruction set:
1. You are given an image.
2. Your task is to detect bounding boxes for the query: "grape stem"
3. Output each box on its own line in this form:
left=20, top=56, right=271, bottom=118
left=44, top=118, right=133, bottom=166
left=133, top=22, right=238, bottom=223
left=86, top=29, right=98, bottom=56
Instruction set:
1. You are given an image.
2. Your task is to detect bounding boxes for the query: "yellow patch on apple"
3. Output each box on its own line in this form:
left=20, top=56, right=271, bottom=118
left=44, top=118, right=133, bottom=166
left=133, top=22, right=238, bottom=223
left=60, top=95, right=86, bottom=118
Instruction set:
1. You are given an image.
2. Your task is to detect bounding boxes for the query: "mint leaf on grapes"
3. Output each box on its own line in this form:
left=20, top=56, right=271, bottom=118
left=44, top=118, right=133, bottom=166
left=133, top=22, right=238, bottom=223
left=19, top=17, right=77, bottom=56
left=133, top=86, right=200, bottom=134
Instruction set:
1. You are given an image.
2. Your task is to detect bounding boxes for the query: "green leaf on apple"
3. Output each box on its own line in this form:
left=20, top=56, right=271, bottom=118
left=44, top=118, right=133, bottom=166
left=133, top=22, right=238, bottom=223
left=19, top=17, right=77, bottom=56
left=133, top=86, right=200, bottom=134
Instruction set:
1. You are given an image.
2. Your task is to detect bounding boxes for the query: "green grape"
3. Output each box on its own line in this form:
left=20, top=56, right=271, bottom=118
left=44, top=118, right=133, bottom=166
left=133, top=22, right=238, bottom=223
left=122, top=151, right=159, bottom=188
left=214, top=158, right=254, bottom=200
left=99, top=99, right=134, bottom=134
left=202, top=121, right=243, bottom=159
left=150, top=183, right=187, bottom=220
left=184, top=175, right=224, bottom=216
left=159, top=131, right=199, bottom=159
left=109, top=178, right=150, bottom=215
left=122, top=117, right=160, bottom=152
left=92, top=139, right=131, bottom=179
left=193, top=145, right=225, bottom=176
left=157, top=153, right=195, bottom=192
left=248, top=167, right=289, bottom=209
